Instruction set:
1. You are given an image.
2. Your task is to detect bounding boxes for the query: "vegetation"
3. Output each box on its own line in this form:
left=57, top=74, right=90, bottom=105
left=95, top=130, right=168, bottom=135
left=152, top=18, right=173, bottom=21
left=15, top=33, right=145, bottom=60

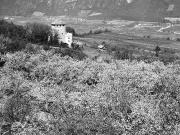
left=154, top=45, right=161, bottom=57
left=66, top=26, right=76, bottom=36
left=104, top=43, right=180, bottom=65
left=25, top=23, right=51, bottom=44
left=0, top=50, right=180, bottom=135
left=75, top=28, right=111, bottom=37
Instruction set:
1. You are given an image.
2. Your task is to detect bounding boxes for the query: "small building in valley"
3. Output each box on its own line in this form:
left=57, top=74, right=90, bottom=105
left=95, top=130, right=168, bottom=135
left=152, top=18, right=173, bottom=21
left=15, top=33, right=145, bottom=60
left=51, top=21, right=73, bottom=48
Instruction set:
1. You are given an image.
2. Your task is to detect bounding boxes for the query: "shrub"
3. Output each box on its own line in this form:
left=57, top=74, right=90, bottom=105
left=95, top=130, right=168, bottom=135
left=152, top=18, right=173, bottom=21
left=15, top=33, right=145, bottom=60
left=176, top=38, right=180, bottom=41
left=24, top=43, right=42, bottom=54
left=154, top=45, right=161, bottom=57
left=60, top=48, right=87, bottom=60
left=48, top=33, right=59, bottom=46
left=66, top=26, right=76, bottom=36
left=114, top=48, right=133, bottom=60
left=0, top=35, right=12, bottom=54
left=0, top=35, right=27, bottom=53
left=43, top=44, right=50, bottom=51
left=167, top=37, right=170, bottom=40
left=163, top=48, right=176, bottom=54
left=6, top=38, right=27, bottom=53
left=159, top=53, right=178, bottom=64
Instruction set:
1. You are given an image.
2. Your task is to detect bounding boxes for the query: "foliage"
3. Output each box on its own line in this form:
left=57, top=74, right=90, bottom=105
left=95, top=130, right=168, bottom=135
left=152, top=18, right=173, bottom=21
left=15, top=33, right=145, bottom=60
left=75, top=28, right=111, bottom=37
left=114, top=48, right=133, bottom=60
left=48, top=33, right=59, bottom=46
left=0, top=35, right=11, bottom=54
left=25, top=22, right=51, bottom=44
left=0, top=50, right=180, bottom=135
left=154, top=45, right=161, bottom=57
left=0, top=20, right=26, bottom=40
left=59, top=48, right=87, bottom=60
left=0, top=34, right=27, bottom=54
left=24, top=43, right=43, bottom=54
left=66, top=26, right=76, bottom=36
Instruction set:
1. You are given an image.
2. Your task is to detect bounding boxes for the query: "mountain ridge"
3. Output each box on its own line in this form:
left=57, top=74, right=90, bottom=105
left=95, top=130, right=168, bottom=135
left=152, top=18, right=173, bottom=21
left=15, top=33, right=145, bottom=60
left=0, top=0, right=180, bottom=21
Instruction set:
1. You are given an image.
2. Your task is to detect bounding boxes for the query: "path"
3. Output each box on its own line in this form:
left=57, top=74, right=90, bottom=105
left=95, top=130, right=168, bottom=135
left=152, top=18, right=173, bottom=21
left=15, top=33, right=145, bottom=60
left=158, top=23, right=172, bottom=32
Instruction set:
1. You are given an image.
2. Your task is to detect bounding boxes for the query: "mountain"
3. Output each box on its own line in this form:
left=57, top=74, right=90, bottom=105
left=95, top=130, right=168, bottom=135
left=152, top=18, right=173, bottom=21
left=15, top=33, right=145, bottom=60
left=0, top=0, right=180, bottom=21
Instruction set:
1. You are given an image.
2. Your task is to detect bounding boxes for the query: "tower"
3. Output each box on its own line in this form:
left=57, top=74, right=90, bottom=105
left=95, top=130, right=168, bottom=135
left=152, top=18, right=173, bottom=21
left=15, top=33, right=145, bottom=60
left=51, top=21, right=72, bottom=48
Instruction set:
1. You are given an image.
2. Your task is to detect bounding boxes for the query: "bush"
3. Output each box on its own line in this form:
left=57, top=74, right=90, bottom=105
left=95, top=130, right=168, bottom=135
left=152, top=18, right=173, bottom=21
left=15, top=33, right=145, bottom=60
left=6, top=39, right=27, bottom=53
left=75, top=28, right=111, bottom=37
left=159, top=53, right=178, bottom=64
left=176, top=38, right=180, bottom=41
left=60, top=48, right=87, bottom=60
left=48, top=33, right=59, bottom=46
left=114, top=48, right=133, bottom=60
left=24, top=43, right=42, bottom=54
left=0, top=35, right=12, bottom=54
left=154, top=45, right=161, bottom=57
left=93, top=29, right=111, bottom=34
left=43, top=44, right=50, bottom=51
left=66, top=26, right=76, bottom=36
left=0, top=35, right=27, bottom=53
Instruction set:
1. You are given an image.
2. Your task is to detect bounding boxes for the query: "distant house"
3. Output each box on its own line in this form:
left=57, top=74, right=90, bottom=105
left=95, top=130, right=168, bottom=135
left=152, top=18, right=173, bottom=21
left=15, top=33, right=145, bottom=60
left=98, top=44, right=104, bottom=49
left=51, top=21, right=73, bottom=48
left=73, top=40, right=84, bottom=48
left=98, top=44, right=106, bottom=51
left=4, top=16, right=9, bottom=20
left=32, top=11, right=45, bottom=17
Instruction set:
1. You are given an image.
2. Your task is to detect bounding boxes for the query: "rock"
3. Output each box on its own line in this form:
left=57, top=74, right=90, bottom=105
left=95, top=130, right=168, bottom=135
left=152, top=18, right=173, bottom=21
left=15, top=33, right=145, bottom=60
left=35, top=111, right=54, bottom=123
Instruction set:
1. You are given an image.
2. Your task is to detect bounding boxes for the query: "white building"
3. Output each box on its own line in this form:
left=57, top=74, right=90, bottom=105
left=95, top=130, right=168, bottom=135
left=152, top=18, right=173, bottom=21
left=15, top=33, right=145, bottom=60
left=51, top=21, right=73, bottom=48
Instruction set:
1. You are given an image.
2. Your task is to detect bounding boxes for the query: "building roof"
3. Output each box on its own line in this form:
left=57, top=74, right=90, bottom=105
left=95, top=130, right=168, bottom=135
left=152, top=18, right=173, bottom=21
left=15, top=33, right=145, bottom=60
left=98, top=44, right=104, bottom=49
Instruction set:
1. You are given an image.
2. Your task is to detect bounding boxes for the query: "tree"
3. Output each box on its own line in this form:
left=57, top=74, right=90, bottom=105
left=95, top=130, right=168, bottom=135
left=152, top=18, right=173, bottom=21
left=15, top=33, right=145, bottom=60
left=154, top=45, right=161, bottom=57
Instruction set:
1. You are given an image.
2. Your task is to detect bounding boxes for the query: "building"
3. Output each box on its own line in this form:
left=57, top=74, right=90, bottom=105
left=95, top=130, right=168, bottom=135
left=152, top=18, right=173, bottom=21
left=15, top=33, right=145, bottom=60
left=51, top=21, right=73, bottom=48
left=73, top=40, right=84, bottom=48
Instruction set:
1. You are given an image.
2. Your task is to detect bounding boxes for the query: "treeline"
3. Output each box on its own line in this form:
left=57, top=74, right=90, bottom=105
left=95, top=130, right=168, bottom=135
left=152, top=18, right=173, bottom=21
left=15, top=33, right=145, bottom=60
left=75, top=28, right=111, bottom=37
left=0, top=20, right=50, bottom=53
left=103, top=42, right=179, bottom=65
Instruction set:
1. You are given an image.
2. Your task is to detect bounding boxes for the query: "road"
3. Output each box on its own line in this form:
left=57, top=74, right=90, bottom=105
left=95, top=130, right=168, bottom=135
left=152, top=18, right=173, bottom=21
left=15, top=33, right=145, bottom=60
left=158, top=23, right=172, bottom=32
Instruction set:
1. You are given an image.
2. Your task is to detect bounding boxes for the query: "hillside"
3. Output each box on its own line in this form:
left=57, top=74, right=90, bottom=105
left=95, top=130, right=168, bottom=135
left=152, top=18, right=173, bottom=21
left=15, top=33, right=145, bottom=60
left=1, top=50, right=180, bottom=135
left=1, top=0, right=180, bottom=21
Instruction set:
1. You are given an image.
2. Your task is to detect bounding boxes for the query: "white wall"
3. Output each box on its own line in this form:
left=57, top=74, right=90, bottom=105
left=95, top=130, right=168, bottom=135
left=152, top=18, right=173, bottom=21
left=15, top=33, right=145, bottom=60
left=65, top=33, right=73, bottom=48
left=51, top=25, right=66, bottom=43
